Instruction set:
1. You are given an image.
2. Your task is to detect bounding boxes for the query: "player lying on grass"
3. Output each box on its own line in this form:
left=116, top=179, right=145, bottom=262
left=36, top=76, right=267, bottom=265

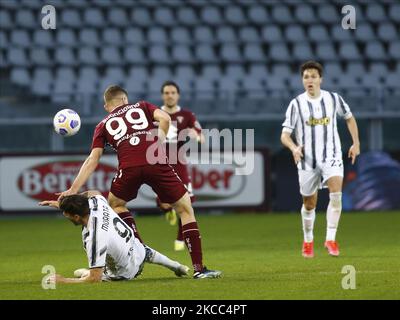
left=39, top=190, right=190, bottom=284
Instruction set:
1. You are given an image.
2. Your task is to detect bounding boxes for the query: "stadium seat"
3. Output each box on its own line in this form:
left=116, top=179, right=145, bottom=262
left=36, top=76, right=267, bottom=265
left=105, top=67, right=125, bottom=81
left=78, top=47, right=99, bottom=66
left=225, top=6, right=247, bottom=26
left=176, top=65, right=196, bottom=80
left=265, top=75, right=287, bottom=91
left=293, top=43, right=314, bottom=61
left=366, top=3, right=387, bottom=23
left=216, top=26, right=237, bottom=43
left=217, top=77, right=240, bottom=95
left=388, top=41, right=400, bottom=59
left=271, top=5, right=293, bottom=24
left=33, top=30, right=54, bottom=48
left=248, top=63, right=268, bottom=80
left=123, top=46, right=147, bottom=64
left=294, top=4, right=315, bottom=24
left=225, top=64, right=246, bottom=79
left=56, top=67, right=76, bottom=82
left=75, top=78, right=97, bottom=95
left=285, top=25, right=307, bottom=43
left=177, top=7, right=199, bottom=26
left=241, top=76, right=264, bottom=93
left=324, top=62, right=343, bottom=78
left=339, top=42, right=361, bottom=60
left=271, top=64, right=291, bottom=79
left=365, top=41, right=386, bottom=60
left=336, top=73, right=360, bottom=89
left=102, top=29, right=123, bottom=46
left=238, top=27, right=260, bottom=43
left=11, top=67, right=31, bottom=86
left=30, top=48, right=52, bottom=66
left=193, top=77, right=216, bottom=99
left=247, top=5, right=269, bottom=26
left=147, top=77, right=167, bottom=94
left=308, top=25, right=330, bottom=42
left=79, top=67, right=99, bottom=81
left=16, top=9, right=36, bottom=28
left=61, top=9, right=81, bottom=28
left=345, top=62, right=366, bottom=77
left=0, top=31, right=8, bottom=49
left=67, top=0, right=91, bottom=8
left=317, top=5, right=339, bottom=24
left=152, top=65, right=172, bottom=79
left=354, top=23, right=375, bottom=42
left=84, top=8, right=104, bottom=27
left=369, top=62, right=388, bottom=77
left=33, top=68, right=53, bottom=84
left=170, top=27, right=191, bottom=44
left=101, top=47, right=123, bottom=65
left=360, top=73, right=382, bottom=88
left=127, top=66, right=149, bottom=80
left=92, top=0, right=113, bottom=8
left=55, top=47, right=76, bottom=66
left=193, top=26, right=215, bottom=43
left=56, top=29, right=77, bottom=47
left=201, top=7, right=224, bottom=26
left=377, top=23, right=398, bottom=42
left=79, top=29, right=100, bottom=47
left=108, top=8, right=129, bottom=27
left=31, top=79, right=51, bottom=96
left=201, top=65, right=223, bottom=80
left=243, top=44, right=265, bottom=63
left=10, top=30, right=31, bottom=48
left=288, top=74, right=303, bottom=91
left=171, top=45, right=193, bottom=64
left=331, top=25, right=353, bottom=42
left=316, top=42, right=338, bottom=61
left=131, top=8, right=152, bottom=27
left=21, top=0, right=46, bottom=9
left=389, top=3, right=400, bottom=22
left=8, top=48, right=29, bottom=67
left=195, top=44, right=218, bottom=63
left=269, top=43, right=290, bottom=62
left=154, top=8, right=175, bottom=26
left=148, top=27, right=169, bottom=44
left=124, top=28, right=146, bottom=46
left=149, top=45, right=170, bottom=64
left=0, top=10, right=13, bottom=30
left=262, top=25, right=283, bottom=43
left=220, top=44, right=242, bottom=63
left=384, top=73, right=400, bottom=87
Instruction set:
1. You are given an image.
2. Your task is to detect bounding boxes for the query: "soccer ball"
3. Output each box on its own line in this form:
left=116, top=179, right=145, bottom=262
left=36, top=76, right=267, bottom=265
left=53, top=109, right=81, bottom=137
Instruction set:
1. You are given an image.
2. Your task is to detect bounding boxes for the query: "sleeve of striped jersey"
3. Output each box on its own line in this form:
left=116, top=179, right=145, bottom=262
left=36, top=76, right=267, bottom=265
left=281, top=100, right=298, bottom=133
left=336, top=94, right=353, bottom=120
left=86, top=216, right=107, bottom=269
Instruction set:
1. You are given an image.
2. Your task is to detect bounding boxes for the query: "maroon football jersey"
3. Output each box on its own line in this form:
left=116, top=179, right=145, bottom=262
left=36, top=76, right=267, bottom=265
left=91, top=101, right=167, bottom=168
left=162, top=106, right=202, bottom=164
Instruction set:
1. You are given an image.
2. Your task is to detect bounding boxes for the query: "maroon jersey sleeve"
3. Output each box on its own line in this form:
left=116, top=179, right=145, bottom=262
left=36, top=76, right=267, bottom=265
left=142, top=101, right=159, bottom=121
left=188, top=112, right=202, bottom=134
left=91, top=122, right=106, bottom=150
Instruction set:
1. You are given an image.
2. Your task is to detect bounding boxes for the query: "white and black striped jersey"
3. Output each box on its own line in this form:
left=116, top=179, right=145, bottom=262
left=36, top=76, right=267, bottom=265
left=282, top=90, right=353, bottom=171
left=82, top=195, right=146, bottom=280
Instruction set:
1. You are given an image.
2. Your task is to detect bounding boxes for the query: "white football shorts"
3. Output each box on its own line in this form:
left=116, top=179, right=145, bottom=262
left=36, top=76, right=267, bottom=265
left=298, top=158, right=344, bottom=196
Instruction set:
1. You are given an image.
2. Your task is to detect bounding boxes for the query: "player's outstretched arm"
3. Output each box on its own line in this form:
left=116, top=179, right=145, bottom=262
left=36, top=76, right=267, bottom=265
left=345, top=116, right=360, bottom=165
left=153, top=109, right=171, bottom=143
left=57, top=148, right=103, bottom=201
left=281, top=131, right=303, bottom=165
left=50, top=268, right=103, bottom=284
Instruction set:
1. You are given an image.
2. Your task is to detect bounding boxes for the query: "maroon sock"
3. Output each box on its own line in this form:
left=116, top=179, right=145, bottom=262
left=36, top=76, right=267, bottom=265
left=177, top=219, right=183, bottom=241
left=118, top=211, right=143, bottom=243
left=182, top=222, right=203, bottom=272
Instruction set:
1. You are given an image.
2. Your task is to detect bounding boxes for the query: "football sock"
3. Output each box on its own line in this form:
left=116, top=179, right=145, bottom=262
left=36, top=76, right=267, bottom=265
left=176, top=219, right=184, bottom=241
left=145, top=247, right=181, bottom=271
left=301, top=205, right=316, bottom=243
left=326, top=192, right=342, bottom=241
left=182, top=222, right=203, bottom=272
left=118, top=211, right=143, bottom=243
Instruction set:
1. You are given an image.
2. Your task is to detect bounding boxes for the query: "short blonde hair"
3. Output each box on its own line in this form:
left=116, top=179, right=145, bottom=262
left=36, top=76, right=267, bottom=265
left=104, top=85, right=128, bottom=103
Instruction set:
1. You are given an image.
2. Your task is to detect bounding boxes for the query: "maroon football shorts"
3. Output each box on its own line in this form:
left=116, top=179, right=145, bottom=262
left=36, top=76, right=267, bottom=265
left=110, top=164, right=188, bottom=204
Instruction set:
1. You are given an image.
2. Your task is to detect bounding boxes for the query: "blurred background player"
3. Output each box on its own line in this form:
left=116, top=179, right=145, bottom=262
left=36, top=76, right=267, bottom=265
left=281, top=61, right=360, bottom=258
left=39, top=191, right=190, bottom=283
left=58, top=85, right=222, bottom=279
left=157, top=81, right=205, bottom=251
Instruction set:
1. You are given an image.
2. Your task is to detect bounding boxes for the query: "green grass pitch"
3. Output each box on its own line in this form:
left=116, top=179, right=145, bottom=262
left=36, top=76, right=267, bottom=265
left=0, top=211, right=399, bottom=300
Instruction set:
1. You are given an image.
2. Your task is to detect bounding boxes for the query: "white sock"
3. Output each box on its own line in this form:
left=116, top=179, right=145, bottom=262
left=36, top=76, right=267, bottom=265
left=301, top=205, right=315, bottom=243
left=326, top=192, right=342, bottom=241
left=146, top=247, right=180, bottom=271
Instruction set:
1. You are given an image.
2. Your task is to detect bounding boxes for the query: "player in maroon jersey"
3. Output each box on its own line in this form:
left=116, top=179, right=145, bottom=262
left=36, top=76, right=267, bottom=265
left=157, top=81, right=205, bottom=251
left=57, top=85, right=221, bottom=279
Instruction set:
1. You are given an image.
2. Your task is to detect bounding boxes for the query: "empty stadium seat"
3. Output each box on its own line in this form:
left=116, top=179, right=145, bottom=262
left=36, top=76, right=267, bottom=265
left=102, top=29, right=123, bottom=46
left=101, top=47, right=123, bottom=65
left=331, top=25, right=353, bottom=42
left=124, top=28, right=146, bottom=46
left=170, top=27, right=191, bottom=44
left=225, top=65, right=246, bottom=79
left=30, top=48, right=52, bottom=66
left=377, top=23, right=398, bottom=42
left=389, top=3, right=400, bottom=22
left=293, top=43, right=314, bottom=61
left=61, top=9, right=81, bottom=28
left=56, top=29, right=77, bottom=47
left=271, top=5, right=293, bottom=24
left=195, top=44, right=218, bottom=63
left=216, top=26, right=237, bottom=43
left=79, top=29, right=101, bottom=47
left=317, top=5, right=339, bottom=24
left=324, top=62, right=343, bottom=78
left=365, top=41, right=386, bottom=60
left=8, top=48, right=29, bottom=67
left=149, top=45, right=170, bottom=64
left=108, top=8, right=129, bottom=27
left=238, top=27, right=260, bottom=43
left=201, top=7, right=224, bottom=26
left=248, top=64, right=268, bottom=80
left=262, top=25, right=283, bottom=42
left=171, top=45, right=193, bottom=64
left=225, top=6, right=247, bottom=26
left=33, top=30, right=54, bottom=48
left=339, top=42, right=361, bottom=60
left=176, top=65, right=196, bottom=80
left=16, top=9, right=36, bottom=29
left=11, top=30, right=31, bottom=48
left=78, top=47, right=99, bottom=66
left=84, top=8, right=104, bottom=27
left=247, top=5, right=269, bottom=26
left=55, top=47, right=76, bottom=66
left=369, top=62, right=389, bottom=77
left=366, top=3, right=387, bottom=23
left=285, top=25, right=307, bottom=43
left=316, top=42, right=338, bottom=61
left=294, top=4, right=315, bottom=24
left=269, top=43, right=290, bottom=62
left=56, top=67, right=76, bottom=82
left=193, top=26, right=215, bottom=43
left=201, top=65, right=223, bottom=80
left=11, top=68, right=31, bottom=86
left=128, top=66, right=149, bottom=80
left=354, top=23, right=375, bottom=42
left=388, top=41, right=400, bottom=59
left=131, top=8, right=152, bottom=27
left=148, top=27, right=169, bottom=44
left=177, top=7, right=199, bottom=26
left=308, top=25, right=330, bottom=42
left=123, top=46, right=146, bottom=64
left=154, top=8, right=175, bottom=26
left=220, top=44, right=242, bottom=63
left=345, top=62, right=366, bottom=77
left=243, top=44, right=265, bottom=63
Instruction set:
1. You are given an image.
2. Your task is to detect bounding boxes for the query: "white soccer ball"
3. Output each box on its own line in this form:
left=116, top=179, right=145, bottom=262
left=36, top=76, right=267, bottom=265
left=53, top=108, right=81, bottom=137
